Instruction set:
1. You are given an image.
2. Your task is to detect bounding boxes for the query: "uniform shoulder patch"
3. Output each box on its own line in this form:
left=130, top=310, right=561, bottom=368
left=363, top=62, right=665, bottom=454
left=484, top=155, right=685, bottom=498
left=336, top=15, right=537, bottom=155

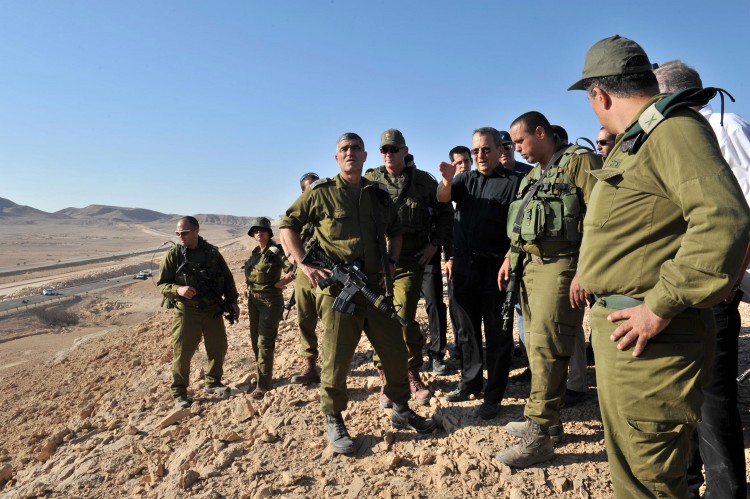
left=310, top=177, right=333, bottom=189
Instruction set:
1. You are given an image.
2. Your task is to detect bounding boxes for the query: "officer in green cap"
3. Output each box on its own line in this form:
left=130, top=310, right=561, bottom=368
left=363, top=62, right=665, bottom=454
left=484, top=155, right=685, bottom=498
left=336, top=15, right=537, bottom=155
left=157, top=216, right=240, bottom=409
left=569, top=35, right=750, bottom=497
left=289, top=172, right=323, bottom=386
left=243, top=216, right=293, bottom=399
left=364, top=128, right=453, bottom=407
left=280, top=132, right=436, bottom=454
left=495, top=111, right=602, bottom=467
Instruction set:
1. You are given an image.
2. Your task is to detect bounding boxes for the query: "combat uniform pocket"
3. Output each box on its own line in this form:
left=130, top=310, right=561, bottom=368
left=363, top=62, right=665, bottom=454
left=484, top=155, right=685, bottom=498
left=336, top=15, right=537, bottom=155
left=326, top=208, right=353, bottom=240
left=585, top=168, right=622, bottom=228
left=625, top=420, right=691, bottom=482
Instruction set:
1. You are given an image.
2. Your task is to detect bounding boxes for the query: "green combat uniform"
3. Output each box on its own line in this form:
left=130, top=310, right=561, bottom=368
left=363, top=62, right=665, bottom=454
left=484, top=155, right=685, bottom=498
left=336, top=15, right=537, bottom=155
left=508, top=143, right=601, bottom=428
left=244, top=242, right=292, bottom=390
left=294, top=226, right=319, bottom=361
left=364, top=164, right=453, bottom=370
left=157, top=237, right=239, bottom=400
left=280, top=174, right=411, bottom=415
left=579, top=95, right=750, bottom=497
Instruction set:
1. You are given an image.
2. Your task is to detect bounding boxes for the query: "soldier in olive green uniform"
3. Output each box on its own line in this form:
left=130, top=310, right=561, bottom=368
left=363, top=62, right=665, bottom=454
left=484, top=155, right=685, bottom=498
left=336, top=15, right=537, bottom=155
left=244, top=217, right=294, bottom=399
left=290, top=172, right=323, bottom=385
left=569, top=35, right=750, bottom=497
left=280, top=132, right=436, bottom=455
left=157, top=216, right=240, bottom=409
left=495, top=112, right=602, bottom=468
left=364, top=129, right=453, bottom=407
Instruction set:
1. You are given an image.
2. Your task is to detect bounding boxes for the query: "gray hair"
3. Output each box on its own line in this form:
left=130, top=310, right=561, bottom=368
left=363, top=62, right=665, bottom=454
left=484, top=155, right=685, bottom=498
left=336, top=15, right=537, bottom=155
left=472, top=127, right=502, bottom=148
left=653, top=59, right=703, bottom=94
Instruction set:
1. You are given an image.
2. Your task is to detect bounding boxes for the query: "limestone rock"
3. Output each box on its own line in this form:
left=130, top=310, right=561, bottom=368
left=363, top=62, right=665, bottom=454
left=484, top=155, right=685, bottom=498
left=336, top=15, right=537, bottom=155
left=231, top=396, right=257, bottom=423
left=36, top=438, right=58, bottom=463
left=157, top=408, right=190, bottom=429
left=124, top=425, right=139, bottom=436
left=553, top=476, right=572, bottom=493
left=80, top=403, right=95, bottom=419
left=385, top=452, right=401, bottom=470
left=0, top=463, right=13, bottom=482
left=181, top=469, right=200, bottom=490
left=254, top=484, right=272, bottom=498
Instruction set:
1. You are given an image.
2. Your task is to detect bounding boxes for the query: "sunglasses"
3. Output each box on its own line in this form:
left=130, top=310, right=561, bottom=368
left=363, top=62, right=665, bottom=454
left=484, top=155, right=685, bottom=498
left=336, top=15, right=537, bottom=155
left=380, top=146, right=402, bottom=154
left=175, top=229, right=193, bottom=236
left=597, top=139, right=614, bottom=146
left=471, top=147, right=493, bottom=156
left=501, top=144, right=514, bottom=151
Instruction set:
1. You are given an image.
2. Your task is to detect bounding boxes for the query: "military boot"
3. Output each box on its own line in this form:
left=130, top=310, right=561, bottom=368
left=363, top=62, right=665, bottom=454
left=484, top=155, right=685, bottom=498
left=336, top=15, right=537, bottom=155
left=495, top=420, right=554, bottom=468
left=290, top=357, right=320, bottom=385
left=378, top=368, right=393, bottom=408
left=505, top=418, right=565, bottom=444
left=391, top=403, right=437, bottom=434
left=408, top=368, right=431, bottom=406
left=325, top=414, right=355, bottom=454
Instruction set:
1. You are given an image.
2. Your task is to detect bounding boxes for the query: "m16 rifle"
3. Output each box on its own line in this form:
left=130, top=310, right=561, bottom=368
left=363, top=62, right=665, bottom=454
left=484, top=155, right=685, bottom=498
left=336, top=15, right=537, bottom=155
left=283, top=264, right=297, bottom=320
left=175, top=253, right=236, bottom=325
left=301, top=241, right=407, bottom=326
left=501, top=249, right=523, bottom=335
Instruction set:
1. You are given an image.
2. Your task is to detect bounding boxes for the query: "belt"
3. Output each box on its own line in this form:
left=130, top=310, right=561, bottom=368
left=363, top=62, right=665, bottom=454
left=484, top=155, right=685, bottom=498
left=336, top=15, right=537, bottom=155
left=249, top=289, right=281, bottom=297
left=594, top=294, right=643, bottom=310
left=528, top=254, right=576, bottom=265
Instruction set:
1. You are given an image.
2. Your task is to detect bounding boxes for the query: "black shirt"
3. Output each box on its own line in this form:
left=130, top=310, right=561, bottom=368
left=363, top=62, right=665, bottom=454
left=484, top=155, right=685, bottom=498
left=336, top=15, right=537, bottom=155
left=452, top=168, right=522, bottom=258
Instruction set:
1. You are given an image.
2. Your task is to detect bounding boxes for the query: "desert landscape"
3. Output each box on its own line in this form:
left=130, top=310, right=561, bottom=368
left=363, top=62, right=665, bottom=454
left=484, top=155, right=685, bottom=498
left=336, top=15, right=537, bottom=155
left=1, top=196, right=749, bottom=499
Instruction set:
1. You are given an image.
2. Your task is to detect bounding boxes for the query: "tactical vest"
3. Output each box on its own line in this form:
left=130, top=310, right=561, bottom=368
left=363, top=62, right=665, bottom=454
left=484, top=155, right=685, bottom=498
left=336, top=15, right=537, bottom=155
left=173, top=240, right=226, bottom=307
left=367, top=166, right=431, bottom=235
left=244, top=244, right=284, bottom=289
left=506, top=145, right=588, bottom=244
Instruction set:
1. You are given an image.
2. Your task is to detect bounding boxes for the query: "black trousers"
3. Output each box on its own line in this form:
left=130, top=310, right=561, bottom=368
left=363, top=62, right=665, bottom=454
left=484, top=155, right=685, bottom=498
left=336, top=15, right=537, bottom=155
left=686, top=291, right=746, bottom=498
left=421, top=251, right=447, bottom=360
left=450, top=256, right=512, bottom=405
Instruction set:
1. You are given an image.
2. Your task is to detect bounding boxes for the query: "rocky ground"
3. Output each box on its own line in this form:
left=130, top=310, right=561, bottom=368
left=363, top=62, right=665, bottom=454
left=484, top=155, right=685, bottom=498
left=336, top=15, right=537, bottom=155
left=1, top=249, right=749, bottom=498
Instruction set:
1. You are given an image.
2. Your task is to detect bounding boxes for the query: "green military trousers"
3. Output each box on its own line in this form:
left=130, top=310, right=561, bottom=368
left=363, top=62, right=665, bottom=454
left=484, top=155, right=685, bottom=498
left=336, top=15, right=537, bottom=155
left=317, top=290, right=411, bottom=415
left=373, top=258, right=425, bottom=370
left=170, top=303, right=228, bottom=399
left=248, top=291, right=284, bottom=390
left=590, top=300, right=713, bottom=498
left=521, top=256, right=584, bottom=427
left=294, top=270, right=319, bottom=360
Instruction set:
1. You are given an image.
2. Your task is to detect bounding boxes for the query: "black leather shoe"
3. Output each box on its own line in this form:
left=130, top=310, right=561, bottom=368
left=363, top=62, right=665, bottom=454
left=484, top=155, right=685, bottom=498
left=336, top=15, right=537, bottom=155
left=443, top=387, right=477, bottom=403
left=476, top=401, right=501, bottom=420
left=326, top=414, right=355, bottom=454
left=391, top=406, right=437, bottom=434
left=431, top=357, right=448, bottom=375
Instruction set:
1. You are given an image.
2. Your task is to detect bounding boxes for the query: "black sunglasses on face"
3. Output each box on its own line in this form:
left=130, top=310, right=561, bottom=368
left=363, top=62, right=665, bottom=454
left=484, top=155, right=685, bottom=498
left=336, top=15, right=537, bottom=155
left=380, top=146, right=401, bottom=154
left=597, top=139, right=613, bottom=146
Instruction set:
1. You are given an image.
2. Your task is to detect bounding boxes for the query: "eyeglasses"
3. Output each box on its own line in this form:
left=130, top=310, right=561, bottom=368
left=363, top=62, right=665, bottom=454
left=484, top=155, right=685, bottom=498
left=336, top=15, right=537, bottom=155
left=501, top=144, right=514, bottom=151
left=175, top=229, right=193, bottom=236
left=380, top=146, right=401, bottom=154
left=597, top=139, right=614, bottom=146
left=471, top=147, right=493, bottom=156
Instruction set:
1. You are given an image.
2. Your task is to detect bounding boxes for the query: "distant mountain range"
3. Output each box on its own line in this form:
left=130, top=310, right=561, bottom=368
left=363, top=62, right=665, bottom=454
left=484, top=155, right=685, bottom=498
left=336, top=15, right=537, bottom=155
left=0, top=197, right=259, bottom=226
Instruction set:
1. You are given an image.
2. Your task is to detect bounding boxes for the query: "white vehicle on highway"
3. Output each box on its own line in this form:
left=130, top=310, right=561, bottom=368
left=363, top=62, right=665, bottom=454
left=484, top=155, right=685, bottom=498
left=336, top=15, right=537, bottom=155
left=41, top=288, right=59, bottom=296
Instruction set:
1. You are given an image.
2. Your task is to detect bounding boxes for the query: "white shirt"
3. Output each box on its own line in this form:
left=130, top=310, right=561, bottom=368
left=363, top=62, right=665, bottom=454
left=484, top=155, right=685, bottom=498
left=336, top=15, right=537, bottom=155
left=701, top=104, right=750, bottom=296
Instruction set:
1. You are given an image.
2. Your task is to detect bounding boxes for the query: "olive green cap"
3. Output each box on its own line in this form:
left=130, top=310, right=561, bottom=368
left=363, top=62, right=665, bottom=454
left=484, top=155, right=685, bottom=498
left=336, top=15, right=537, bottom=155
left=568, top=35, right=653, bottom=91
left=248, top=216, right=273, bottom=237
left=380, top=129, right=406, bottom=148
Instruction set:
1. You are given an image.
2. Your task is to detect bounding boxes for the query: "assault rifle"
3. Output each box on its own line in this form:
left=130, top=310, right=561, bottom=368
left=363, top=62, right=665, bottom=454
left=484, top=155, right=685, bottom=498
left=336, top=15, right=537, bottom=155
left=283, top=264, right=297, bottom=320
left=301, top=241, right=407, bottom=326
left=501, top=250, right=523, bottom=335
left=175, top=255, right=236, bottom=325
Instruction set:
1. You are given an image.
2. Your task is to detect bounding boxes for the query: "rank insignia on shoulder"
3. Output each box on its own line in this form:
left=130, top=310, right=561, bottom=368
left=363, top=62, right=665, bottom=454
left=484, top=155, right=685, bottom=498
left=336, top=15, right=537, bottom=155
left=309, top=177, right=332, bottom=189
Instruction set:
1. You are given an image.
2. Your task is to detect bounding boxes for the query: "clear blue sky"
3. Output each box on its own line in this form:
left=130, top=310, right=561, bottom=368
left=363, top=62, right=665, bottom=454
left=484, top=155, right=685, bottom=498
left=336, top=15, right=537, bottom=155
left=2, top=1, right=748, bottom=219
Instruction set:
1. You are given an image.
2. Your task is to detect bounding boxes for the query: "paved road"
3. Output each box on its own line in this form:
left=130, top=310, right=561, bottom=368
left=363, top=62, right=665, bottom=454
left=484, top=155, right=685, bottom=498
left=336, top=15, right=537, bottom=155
left=0, top=275, right=156, bottom=315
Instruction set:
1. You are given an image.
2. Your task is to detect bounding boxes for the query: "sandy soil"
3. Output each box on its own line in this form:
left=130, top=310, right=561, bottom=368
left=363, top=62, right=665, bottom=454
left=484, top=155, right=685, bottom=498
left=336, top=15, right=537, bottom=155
left=0, top=221, right=748, bottom=498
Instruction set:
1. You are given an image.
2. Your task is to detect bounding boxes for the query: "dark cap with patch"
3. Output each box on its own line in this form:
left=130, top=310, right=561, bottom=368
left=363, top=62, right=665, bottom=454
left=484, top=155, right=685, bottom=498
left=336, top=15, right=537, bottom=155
left=568, top=35, right=653, bottom=91
left=380, top=129, right=406, bottom=148
left=498, top=130, right=513, bottom=145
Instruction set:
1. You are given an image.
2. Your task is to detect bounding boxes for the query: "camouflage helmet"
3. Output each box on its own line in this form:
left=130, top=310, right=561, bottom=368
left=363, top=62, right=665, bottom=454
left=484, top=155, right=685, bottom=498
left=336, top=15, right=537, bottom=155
left=248, top=217, right=273, bottom=237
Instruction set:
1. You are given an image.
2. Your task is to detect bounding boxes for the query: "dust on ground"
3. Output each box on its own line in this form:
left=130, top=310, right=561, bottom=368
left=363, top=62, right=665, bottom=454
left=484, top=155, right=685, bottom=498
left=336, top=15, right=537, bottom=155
left=0, top=250, right=749, bottom=498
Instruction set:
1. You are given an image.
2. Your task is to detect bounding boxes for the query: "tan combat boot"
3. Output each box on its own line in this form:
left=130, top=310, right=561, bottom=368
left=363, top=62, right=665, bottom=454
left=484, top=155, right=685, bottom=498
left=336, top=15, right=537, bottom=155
left=408, top=367, right=431, bottom=406
left=290, top=357, right=320, bottom=385
left=495, top=420, right=554, bottom=468
left=378, top=368, right=393, bottom=408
